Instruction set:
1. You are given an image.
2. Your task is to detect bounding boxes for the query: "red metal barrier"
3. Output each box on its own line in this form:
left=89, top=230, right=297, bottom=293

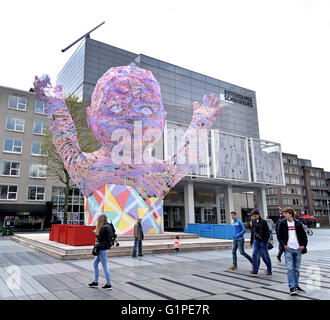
left=66, top=225, right=96, bottom=246
left=49, top=224, right=96, bottom=246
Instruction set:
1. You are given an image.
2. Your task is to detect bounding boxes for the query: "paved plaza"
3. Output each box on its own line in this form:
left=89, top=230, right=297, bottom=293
left=0, top=229, right=330, bottom=300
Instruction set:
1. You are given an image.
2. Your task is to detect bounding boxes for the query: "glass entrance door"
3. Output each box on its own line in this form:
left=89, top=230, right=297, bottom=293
left=195, top=207, right=217, bottom=224
left=163, top=206, right=184, bottom=231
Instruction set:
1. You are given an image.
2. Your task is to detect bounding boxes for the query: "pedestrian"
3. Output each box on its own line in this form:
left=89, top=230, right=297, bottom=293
left=249, top=209, right=272, bottom=276
left=277, top=207, right=308, bottom=296
left=132, top=218, right=144, bottom=257
left=229, top=211, right=253, bottom=270
left=88, top=214, right=114, bottom=289
left=275, top=207, right=286, bottom=262
left=174, top=236, right=181, bottom=253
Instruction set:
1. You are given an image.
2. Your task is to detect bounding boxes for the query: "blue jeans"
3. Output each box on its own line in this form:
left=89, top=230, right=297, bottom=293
left=133, top=239, right=143, bottom=256
left=93, top=249, right=111, bottom=285
left=284, top=249, right=302, bottom=289
left=232, top=238, right=253, bottom=266
left=252, top=240, right=272, bottom=274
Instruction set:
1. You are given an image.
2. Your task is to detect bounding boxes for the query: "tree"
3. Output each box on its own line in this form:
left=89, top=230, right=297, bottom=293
left=40, top=96, right=98, bottom=224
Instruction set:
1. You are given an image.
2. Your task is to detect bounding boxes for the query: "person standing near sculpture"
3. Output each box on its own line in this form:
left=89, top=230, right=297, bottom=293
left=89, top=214, right=114, bottom=289
left=132, top=218, right=144, bottom=257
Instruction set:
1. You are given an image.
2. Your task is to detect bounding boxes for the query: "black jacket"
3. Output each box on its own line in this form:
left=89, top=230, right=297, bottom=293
left=96, top=223, right=115, bottom=250
left=250, top=217, right=270, bottom=244
left=275, top=217, right=285, bottom=233
left=277, top=219, right=308, bottom=252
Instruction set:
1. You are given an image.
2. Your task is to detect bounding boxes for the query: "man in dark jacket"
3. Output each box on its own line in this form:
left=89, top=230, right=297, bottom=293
left=275, top=207, right=285, bottom=262
left=249, top=209, right=272, bottom=276
left=132, top=218, right=144, bottom=257
left=277, top=207, right=308, bottom=296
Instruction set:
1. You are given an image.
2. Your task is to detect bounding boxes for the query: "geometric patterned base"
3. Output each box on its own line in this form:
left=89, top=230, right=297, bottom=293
left=84, top=184, right=163, bottom=235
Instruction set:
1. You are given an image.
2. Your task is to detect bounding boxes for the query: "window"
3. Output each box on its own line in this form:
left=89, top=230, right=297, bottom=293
left=291, top=188, right=301, bottom=195
left=284, top=166, right=289, bottom=173
left=310, top=170, right=315, bottom=176
left=8, top=95, right=27, bottom=111
left=293, top=198, right=302, bottom=206
left=315, top=171, right=321, bottom=177
left=3, top=137, right=23, bottom=154
left=35, top=101, right=46, bottom=114
left=266, top=188, right=278, bottom=195
left=310, top=180, right=316, bottom=186
left=27, top=185, right=45, bottom=201
left=31, top=141, right=47, bottom=156
left=1, top=160, right=20, bottom=176
left=285, top=176, right=290, bottom=184
left=290, top=177, right=300, bottom=185
left=288, top=157, right=297, bottom=165
left=289, top=167, right=299, bottom=175
left=281, top=187, right=290, bottom=194
left=6, top=116, right=25, bottom=132
left=282, top=157, right=287, bottom=164
left=266, top=198, right=279, bottom=205
left=282, top=198, right=292, bottom=205
left=33, top=120, right=47, bottom=135
left=0, top=185, right=18, bottom=200
left=29, top=164, right=47, bottom=178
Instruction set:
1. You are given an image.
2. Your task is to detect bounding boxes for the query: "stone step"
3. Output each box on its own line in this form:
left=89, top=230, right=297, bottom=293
left=10, top=234, right=235, bottom=261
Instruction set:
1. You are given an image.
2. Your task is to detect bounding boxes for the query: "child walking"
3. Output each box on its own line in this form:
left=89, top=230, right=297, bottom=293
left=174, top=236, right=181, bottom=253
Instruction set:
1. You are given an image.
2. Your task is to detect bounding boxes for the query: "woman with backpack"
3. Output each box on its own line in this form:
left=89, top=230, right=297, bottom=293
left=88, top=214, right=115, bottom=289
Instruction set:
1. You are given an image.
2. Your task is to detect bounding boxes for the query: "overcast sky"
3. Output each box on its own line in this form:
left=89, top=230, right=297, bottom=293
left=1, top=0, right=329, bottom=170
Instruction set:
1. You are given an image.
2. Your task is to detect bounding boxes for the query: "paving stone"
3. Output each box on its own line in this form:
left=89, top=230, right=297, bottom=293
left=32, top=275, right=70, bottom=291
left=52, top=289, right=81, bottom=300
left=40, top=291, right=60, bottom=300
left=247, top=287, right=309, bottom=300
left=118, top=283, right=166, bottom=300
left=28, top=293, right=46, bottom=300
left=0, top=277, right=14, bottom=299
left=2, top=231, right=330, bottom=300
left=71, top=287, right=117, bottom=300
left=199, top=293, right=245, bottom=300
left=52, top=273, right=88, bottom=289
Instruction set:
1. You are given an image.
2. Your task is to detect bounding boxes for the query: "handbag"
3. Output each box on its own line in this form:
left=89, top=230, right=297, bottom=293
left=92, top=241, right=99, bottom=256
left=267, top=241, right=273, bottom=250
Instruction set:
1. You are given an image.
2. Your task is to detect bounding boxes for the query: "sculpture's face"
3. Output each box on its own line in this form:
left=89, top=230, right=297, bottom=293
left=86, top=66, right=167, bottom=146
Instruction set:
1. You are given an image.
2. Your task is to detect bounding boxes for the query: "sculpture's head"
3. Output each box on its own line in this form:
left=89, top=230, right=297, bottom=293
left=86, top=66, right=167, bottom=146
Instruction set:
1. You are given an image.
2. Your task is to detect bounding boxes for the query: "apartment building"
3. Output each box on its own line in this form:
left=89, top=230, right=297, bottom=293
left=0, top=85, right=85, bottom=229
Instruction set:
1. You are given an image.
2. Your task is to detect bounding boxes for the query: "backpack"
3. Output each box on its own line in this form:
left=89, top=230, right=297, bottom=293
left=109, top=222, right=117, bottom=244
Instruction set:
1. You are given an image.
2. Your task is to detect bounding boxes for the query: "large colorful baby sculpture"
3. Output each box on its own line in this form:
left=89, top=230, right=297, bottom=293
left=34, top=66, right=223, bottom=233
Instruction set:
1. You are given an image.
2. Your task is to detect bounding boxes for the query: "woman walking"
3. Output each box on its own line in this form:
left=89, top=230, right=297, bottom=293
left=88, top=214, right=114, bottom=289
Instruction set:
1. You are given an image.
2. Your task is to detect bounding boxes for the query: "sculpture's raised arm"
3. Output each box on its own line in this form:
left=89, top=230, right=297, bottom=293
left=33, top=75, right=85, bottom=185
left=164, top=94, right=223, bottom=187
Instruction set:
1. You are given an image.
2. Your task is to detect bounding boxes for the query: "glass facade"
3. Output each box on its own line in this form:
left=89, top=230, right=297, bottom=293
left=51, top=187, right=85, bottom=224
left=137, top=54, right=260, bottom=139
left=57, top=38, right=259, bottom=139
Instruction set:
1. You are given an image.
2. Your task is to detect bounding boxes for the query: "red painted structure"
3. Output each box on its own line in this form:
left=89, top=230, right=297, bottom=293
left=49, top=224, right=96, bottom=246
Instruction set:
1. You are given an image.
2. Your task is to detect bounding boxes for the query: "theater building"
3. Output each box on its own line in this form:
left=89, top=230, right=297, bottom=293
left=56, top=37, right=285, bottom=230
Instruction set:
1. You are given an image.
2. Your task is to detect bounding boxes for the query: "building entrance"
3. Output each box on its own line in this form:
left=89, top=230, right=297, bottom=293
left=163, top=206, right=184, bottom=231
left=194, top=207, right=217, bottom=224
